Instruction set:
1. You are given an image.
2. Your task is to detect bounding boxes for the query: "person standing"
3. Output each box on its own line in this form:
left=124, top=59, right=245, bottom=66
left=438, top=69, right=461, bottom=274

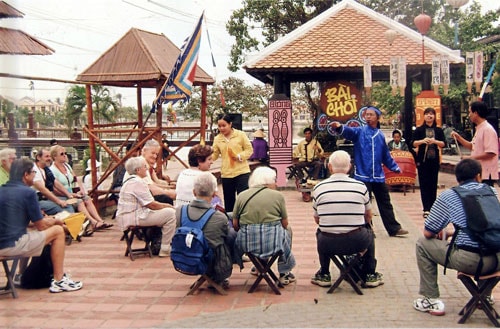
left=311, top=150, right=383, bottom=288
left=293, top=127, right=325, bottom=181
left=331, top=106, right=408, bottom=237
left=0, top=158, right=83, bottom=293
left=411, top=108, right=445, bottom=218
left=451, top=101, right=499, bottom=186
left=212, top=114, right=253, bottom=212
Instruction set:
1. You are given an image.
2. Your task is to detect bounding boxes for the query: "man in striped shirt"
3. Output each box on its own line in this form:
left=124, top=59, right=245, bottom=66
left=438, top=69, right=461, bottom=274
left=310, top=150, right=383, bottom=288
left=413, top=159, right=500, bottom=316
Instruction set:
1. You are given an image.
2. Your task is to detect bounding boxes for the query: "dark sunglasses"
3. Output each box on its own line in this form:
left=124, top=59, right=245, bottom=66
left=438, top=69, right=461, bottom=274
left=60, top=152, right=67, bottom=156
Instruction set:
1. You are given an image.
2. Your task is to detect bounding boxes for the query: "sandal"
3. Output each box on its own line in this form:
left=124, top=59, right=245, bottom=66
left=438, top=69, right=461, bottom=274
left=94, top=222, right=114, bottom=231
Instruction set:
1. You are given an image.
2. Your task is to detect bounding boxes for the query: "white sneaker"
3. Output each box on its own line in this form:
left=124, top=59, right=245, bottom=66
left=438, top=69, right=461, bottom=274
left=413, top=297, right=445, bottom=316
left=49, top=274, right=83, bottom=293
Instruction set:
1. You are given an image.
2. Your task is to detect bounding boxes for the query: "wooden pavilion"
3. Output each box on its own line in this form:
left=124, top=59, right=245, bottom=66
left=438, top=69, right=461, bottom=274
left=76, top=27, right=214, bottom=196
left=243, top=0, right=464, bottom=140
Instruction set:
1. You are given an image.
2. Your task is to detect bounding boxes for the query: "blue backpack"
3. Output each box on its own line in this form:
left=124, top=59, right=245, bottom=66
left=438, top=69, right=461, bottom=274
left=171, top=205, right=215, bottom=275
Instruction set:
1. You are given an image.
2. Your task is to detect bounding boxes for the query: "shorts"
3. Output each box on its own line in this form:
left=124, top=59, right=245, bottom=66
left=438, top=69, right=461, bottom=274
left=0, top=231, right=46, bottom=258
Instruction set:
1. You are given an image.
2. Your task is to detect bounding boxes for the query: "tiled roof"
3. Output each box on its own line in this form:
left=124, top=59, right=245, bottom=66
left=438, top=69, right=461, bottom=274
left=244, top=0, right=463, bottom=83
left=76, top=28, right=214, bottom=87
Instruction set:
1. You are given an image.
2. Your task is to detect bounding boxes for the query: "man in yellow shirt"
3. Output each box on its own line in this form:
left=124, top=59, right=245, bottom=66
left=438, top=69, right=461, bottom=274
left=293, top=128, right=324, bottom=181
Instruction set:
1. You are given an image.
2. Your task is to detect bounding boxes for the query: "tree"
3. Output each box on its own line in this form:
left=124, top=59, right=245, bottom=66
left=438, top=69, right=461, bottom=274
left=226, top=0, right=336, bottom=72
left=64, top=84, right=120, bottom=129
left=182, top=77, right=274, bottom=133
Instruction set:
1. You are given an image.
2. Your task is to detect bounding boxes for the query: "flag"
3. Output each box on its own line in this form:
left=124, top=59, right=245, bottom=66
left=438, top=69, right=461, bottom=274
left=152, top=13, right=203, bottom=112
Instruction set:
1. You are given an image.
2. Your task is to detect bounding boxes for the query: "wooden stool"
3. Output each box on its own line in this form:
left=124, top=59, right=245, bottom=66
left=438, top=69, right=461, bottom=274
left=187, top=274, right=227, bottom=296
left=327, top=251, right=366, bottom=295
left=247, top=251, right=284, bottom=295
left=0, top=257, right=20, bottom=298
left=457, top=271, right=500, bottom=327
left=121, top=226, right=153, bottom=261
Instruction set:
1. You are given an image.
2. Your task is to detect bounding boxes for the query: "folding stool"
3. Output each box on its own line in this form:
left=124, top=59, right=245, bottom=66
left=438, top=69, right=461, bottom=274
left=457, top=271, right=500, bottom=327
left=0, top=257, right=20, bottom=298
left=187, top=274, right=227, bottom=296
left=327, top=251, right=366, bottom=295
left=121, top=226, right=153, bottom=261
left=247, top=251, right=284, bottom=295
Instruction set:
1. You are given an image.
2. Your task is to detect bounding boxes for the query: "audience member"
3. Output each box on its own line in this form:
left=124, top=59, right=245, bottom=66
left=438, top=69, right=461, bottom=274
left=212, top=114, right=253, bottom=212
left=331, top=106, right=408, bottom=237
left=293, top=127, right=324, bottom=181
left=233, top=166, right=296, bottom=285
left=0, top=147, right=16, bottom=185
left=49, top=145, right=112, bottom=231
left=249, top=129, right=269, bottom=164
left=111, top=143, right=139, bottom=192
left=123, top=139, right=175, bottom=204
left=33, top=148, right=75, bottom=215
left=175, top=172, right=232, bottom=287
left=175, top=144, right=215, bottom=206
left=451, top=101, right=499, bottom=186
left=387, top=129, right=409, bottom=151
left=82, top=159, right=102, bottom=193
left=413, top=158, right=500, bottom=316
left=411, top=108, right=445, bottom=218
left=0, top=158, right=83, bottom=293
left=116, top=157, right=176, bottom=257
left=311, top=150, right=383, bottom=288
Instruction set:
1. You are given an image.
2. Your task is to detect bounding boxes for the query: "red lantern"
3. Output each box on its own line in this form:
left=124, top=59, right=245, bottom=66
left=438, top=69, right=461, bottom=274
left=414, top=13, right=432, bottom=35
left=414, top=13, right=432, bottom=62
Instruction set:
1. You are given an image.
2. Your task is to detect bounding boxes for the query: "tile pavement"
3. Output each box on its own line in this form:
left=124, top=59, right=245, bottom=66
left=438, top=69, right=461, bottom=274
left=0, top=160, right=499, bottom=328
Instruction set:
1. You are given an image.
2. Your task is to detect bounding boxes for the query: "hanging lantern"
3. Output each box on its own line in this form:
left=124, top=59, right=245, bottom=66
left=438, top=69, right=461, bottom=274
left=414, top=13, right=432, bottom=62
left=414, top=13, right=432, bottom=35
left=384, top=29, right=398, bottom=46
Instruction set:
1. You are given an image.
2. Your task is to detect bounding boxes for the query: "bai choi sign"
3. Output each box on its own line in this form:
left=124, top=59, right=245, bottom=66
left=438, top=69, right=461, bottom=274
left=320, top=81, right=362, bottom=122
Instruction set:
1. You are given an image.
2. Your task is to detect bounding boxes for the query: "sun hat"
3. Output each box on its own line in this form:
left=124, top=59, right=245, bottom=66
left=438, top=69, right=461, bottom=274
left=86, top=159, right=101, bottom=171
left=253, top=129, right=266, bottom=138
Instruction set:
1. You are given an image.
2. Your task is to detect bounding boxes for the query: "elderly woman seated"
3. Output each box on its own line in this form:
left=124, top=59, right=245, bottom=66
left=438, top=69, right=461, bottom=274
left=233, top=166, right=296, bottom=285
left=115, top=157, right=176, bottom=257
left=175, top=171, right=233, bottom=287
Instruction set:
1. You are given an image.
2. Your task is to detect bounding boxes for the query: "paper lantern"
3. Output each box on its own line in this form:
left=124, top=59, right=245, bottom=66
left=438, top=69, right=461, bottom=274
left=414, top=13, right=432, bottom=35
left=384, top=29, right=398, bottom=46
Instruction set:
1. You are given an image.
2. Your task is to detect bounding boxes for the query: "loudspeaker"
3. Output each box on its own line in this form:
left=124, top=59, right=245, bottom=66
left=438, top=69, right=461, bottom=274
left=486, top=108, right=499, bottom=135
left=229, top=113, right=242, bottom=131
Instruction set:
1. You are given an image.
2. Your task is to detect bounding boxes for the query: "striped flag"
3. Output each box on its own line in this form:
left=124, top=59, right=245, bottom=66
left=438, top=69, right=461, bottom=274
left=152, top=13, right=203, bottom=112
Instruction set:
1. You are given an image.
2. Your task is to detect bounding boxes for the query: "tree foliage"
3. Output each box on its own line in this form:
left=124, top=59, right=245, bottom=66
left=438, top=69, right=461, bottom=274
left=182, top=77, right=273, bottom=133
left=226, top=0, right=336, bottom=71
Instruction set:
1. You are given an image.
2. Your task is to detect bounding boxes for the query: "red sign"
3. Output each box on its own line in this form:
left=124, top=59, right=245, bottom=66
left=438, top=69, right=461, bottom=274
left=415, top=90, right=442, bottom=127
left=320, top=81, right=362, bottom=121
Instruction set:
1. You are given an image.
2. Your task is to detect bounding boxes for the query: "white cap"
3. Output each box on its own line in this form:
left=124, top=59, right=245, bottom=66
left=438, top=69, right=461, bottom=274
left=86, top=159, right=101, bottom=171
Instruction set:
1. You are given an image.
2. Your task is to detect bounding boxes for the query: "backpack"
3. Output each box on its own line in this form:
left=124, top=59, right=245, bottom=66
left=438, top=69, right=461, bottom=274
left=21, top=245, right=53, bottom=289
left=170, top=205, right=215, bottom=276
left=453, top=185, right=500, bottom=251
left=444, top=184, right=500, bottom=279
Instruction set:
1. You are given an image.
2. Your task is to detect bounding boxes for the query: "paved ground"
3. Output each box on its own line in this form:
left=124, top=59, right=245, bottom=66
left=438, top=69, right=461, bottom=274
left=1, top=155, right=499, bottom=328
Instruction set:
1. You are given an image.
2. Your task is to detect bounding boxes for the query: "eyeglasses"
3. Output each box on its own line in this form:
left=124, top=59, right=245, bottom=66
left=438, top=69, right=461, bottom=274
left=60, top=152, right=67, bottom=156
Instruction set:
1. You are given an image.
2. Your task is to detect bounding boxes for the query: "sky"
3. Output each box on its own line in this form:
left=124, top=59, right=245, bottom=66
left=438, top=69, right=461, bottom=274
left=0, top=0, right=498, bottom=108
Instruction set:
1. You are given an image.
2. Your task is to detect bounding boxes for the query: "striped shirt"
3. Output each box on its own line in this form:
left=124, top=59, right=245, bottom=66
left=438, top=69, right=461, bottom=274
left=425, top=181, right=497, bottom=248
left=312, top=173, right=371, bottom=234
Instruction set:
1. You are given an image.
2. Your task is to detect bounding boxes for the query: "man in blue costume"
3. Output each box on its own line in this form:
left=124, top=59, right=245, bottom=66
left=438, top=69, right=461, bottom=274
left=331, top=106, right=408, bottom=237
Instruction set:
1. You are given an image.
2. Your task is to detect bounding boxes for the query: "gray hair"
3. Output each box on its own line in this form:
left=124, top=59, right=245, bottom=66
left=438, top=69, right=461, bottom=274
left=193, top=172, right=217, bottom=197
left=142, top=139, right=160, bottom=151
left=249, top=166, right=276, bottom=187
left=329, top=150, right=351, bottom=173
left=0, top=148, right=16, bottom=162
left=125, top=157, right=147, bottom=175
